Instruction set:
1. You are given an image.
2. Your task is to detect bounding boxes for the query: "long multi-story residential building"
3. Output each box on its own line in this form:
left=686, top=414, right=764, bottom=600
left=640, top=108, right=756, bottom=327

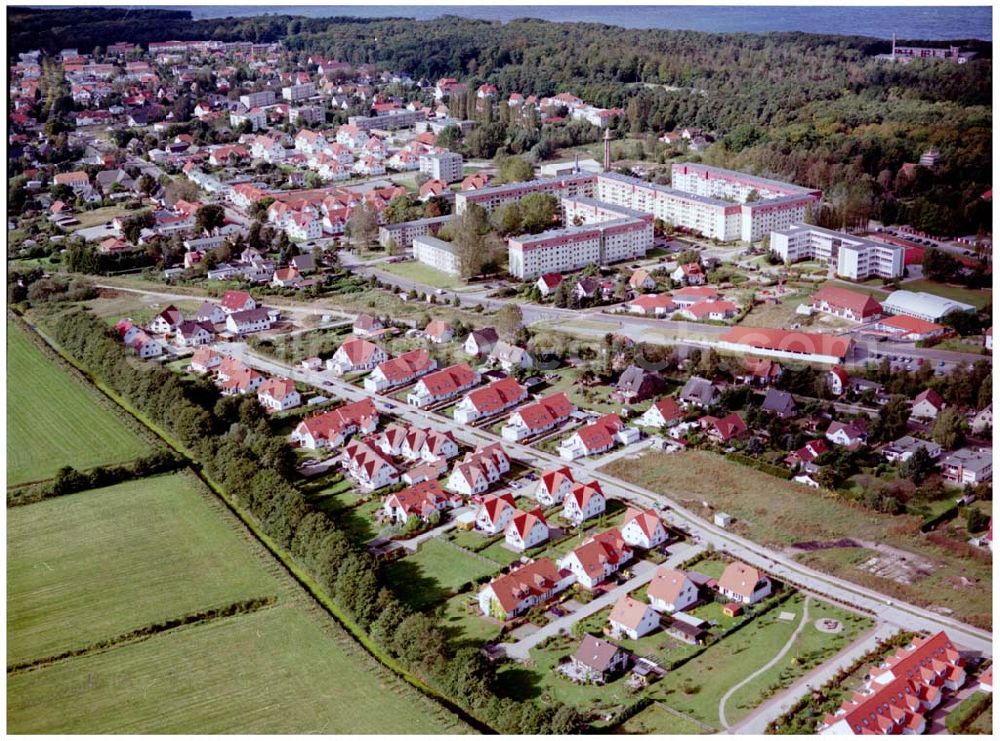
left=281, top=82, right=315, bottom=102
left=459, top=166, right=819, bottom=244
left=508, top=217, right=652, bottom=279
left=412, top=235, right=461, bottom=275
left=455, top=173, right=596, bottom=215
left=347, top=109, right=427, bottom=132
left=239, top=90, right=276, bottom=109
left=378, top=215, right=452, bottom=250
left=769, top=224, right=905, bottom=280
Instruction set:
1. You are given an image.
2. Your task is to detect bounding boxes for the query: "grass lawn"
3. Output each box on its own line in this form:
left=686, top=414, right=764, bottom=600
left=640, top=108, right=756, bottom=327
left=437, top=593, right=503, bottom=647
left=967, top=700, right=992, bottom=734
left=646, top=594, right=806, bottom=728
left=384, top=538, right=499, bottom=610
left=378, top=260, right=464, bottom=290
left=601, top=450, right=992, bottom=627
left=901, top=279, right=992, bottom=309
left=7, top=603, right=465, bottom=734
left=7, top=472, right=280, bottom=667
left=63, top=205, right=134, bottom=232
left=617, top=702, right=712, bottom=735
left=7, top=320, right=150, bottom=486
left=477, top=539, right=527, bottom=566
left=722, top=600, right=873, bottom=726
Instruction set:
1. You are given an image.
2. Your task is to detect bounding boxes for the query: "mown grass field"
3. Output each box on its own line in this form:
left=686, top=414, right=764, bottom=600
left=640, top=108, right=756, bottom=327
left=7, top=603, right=462, bottom=734
left=7, top=472, right=280, bottom=667
left=377, top=260, right=464, bottom=290
left=7, top=319, right=150, bottom=486
left=617, top=702, right=712, bottom=735
left=601, top=450, right=993, bottom=627
left=901, top=279, right=991, bottom=309
left=384, top=538, right=500, bottom=610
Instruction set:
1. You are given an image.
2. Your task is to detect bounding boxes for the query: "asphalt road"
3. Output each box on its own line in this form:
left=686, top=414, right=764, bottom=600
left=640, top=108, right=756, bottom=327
left=217, top=341, right=993, bottom=659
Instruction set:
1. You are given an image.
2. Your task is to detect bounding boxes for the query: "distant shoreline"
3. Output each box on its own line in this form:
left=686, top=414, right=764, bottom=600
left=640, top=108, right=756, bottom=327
left=162, top=4, right=993, bottom=41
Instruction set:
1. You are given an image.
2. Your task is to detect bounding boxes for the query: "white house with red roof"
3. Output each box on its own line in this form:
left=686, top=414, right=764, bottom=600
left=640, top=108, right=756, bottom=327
left=828, top=365, right=850, bottom=396
left=811, top=285, right=883, bottom=322
left=326, top=337, right=389, bottom=375
left=647, top=567, right=699, bottom=613
left=220, top=290, right=256, bottom=314
left=700, top=412, right=749, bottom=443
left=534, top=466, right=575, bottom=506
left=190, top=346, right=221, bottom=374
left=149, top=304, right=184, bottom=334
left=407, top=363, right=480, bottom=407
left=446, top=443, right=510, bottom=496
left=290, top=399, right=379, bottom=449
left=423, top=319, right=455, bottom=344
left=609, top=595, right=660, bottom=640
left=536, top=272, right=563, bottom=297
left=717, top=561, right=772, bottom=604
left=505, top=508, right=550, bottom=551
left=383, top=480, right=462, bottom=525
left=454, top=377, right=528, bottom=424
left=501, top=392, right=576, bottom=442
left=911, top=388, right=945, bottom=420
left=671, top=285, right=719, bottom=307
left=477, top=558, right=574, bottom=620
left=677, top=299, right=739, bottom=322
left=671, top=262, right=706, bottom=285
left=874, top=314, right=948, bottom=342
left=627, top=293, right=676, bottom=317
left=257, top=377, right=301, bottom=412
left=220, top=367, right=265, bottom=396
left=399, top=426, right=460, bottom=463
left=561, top=480, right=606, bottom=526
left=621, top=507, right=668, bottom=550
left=475, top=493, right=517, bottom=535
left=558, top=528, right=633, bottom=589
left=825, top=419, right=868, bottom=449
left=364, top=348, right=437, bottom=392
left=638, top=397, right=684, bottom=429
left=343, top=439, right=399, bottom=492
left=558, top=413, right=637, bottom=461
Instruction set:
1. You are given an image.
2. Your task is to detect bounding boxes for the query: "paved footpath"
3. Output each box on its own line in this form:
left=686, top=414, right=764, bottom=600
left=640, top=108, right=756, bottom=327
left=719, top=597, right=812, bottom=730
left=726, top=621, right=898, bottom=734
left=503, top=542, right=704, bottom=661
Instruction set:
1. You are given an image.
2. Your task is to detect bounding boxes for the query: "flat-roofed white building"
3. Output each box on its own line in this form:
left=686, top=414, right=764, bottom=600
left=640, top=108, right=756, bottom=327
left=282, top=82, right=315, bottom=102
left=378, top=215, right=452, bottom=250
left=419, top=152, right=464, bottom=183
left=412, top=234, right=461, bottom=276
left=239, top=90, right=275, bottom=108
left=881, top=290, right=977, bottom=322
left=508, top=217, right=652, bottom=279
left=769, top=224, right=905, bottom=280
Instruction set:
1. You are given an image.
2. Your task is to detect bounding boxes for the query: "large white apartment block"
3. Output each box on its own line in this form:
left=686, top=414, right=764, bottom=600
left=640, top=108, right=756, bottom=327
left=282, top=82, right=315, bottom=102
left=347, top=109, right=427, bottom=132
left=458, top=166, right=819, bottom=245
left=378, top=215, right=452, bottom=250
left=239, top=90, right=276, bottom=109
left=289, top=105, right=326, bottom=125
left=412, top=235, right=461, bottom=275
left=769, top=224, right=905, bottom=280
left=419, top=152, right=464, bottom=183
left=508, top=217, right=652, bottom=279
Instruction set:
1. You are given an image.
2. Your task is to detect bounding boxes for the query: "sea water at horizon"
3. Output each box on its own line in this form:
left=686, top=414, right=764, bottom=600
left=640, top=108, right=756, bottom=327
left=163, top=5, right=992, bottom=41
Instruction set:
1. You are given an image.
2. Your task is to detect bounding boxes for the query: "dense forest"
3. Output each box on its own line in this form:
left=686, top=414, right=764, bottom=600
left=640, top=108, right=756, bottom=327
left=8, top=7, right=993, bottom=233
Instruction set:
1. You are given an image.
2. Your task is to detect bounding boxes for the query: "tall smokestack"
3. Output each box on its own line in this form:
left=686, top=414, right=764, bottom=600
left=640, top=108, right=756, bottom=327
left=603, top=128, right=612, bottom=172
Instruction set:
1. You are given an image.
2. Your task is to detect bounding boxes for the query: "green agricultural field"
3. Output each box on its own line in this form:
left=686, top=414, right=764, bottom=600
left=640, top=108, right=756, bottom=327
left=6, top=320, right=150, bottom=486
left=7, top=473, right=280, bottom=667
left=7, top=603, right=465, bottom=734
left=384, top=538, right=500, bottom=610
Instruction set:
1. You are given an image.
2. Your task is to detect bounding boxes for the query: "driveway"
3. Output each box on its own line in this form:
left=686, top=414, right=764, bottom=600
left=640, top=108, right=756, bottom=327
left=503, top=543, right=704, bottom=660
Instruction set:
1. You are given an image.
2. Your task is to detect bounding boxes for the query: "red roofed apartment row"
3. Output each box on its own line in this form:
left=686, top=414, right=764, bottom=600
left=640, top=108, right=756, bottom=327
left=819, top=631, right=966, bottom=735
left=454, top=376, right=527, bottom=423
left=289, top=399, right=379, bottom=449
left=501, top=392, right=576, bottom=442
left=719, top=327, right=851, bottom=363
left=811, top=285, right=883, bottom=322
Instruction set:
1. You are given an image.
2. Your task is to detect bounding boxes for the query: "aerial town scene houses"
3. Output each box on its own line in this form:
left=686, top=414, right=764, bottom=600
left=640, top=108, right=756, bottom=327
left=6, top=4, right=993, bottom=737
